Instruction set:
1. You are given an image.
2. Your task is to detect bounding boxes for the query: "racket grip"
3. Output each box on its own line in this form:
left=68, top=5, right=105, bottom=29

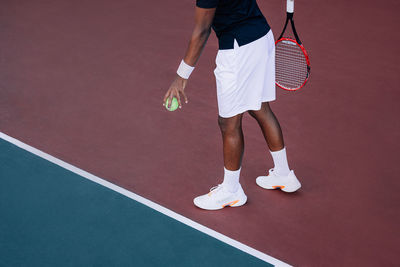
left=287, top=0, right=294, bottom=13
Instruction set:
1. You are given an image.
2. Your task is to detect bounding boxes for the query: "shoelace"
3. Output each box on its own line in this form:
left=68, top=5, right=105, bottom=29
left=210, top=184, right=222, bottom=192
left=208, top=184, right=223, bottom=196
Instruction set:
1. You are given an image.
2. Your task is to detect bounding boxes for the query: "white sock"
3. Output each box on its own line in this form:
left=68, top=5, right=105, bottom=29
left=222, top=167, right=240, bottom=193
left=270, top=147, right=291, bottom=176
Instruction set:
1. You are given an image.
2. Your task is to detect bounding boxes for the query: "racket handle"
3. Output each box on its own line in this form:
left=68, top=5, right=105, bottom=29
left=287, top=0, right=294, bottom=13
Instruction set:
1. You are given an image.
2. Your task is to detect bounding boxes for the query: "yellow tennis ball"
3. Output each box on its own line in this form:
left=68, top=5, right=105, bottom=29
left=165, top=97, right=179, bottom=111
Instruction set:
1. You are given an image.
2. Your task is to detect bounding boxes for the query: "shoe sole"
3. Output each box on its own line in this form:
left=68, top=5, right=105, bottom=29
left=256, top=178, right=301, bottom=193
left=281, top=184, right=301, bottom=193
left=194, top=195, right=248, bottom=210
left=225, top=195, right=247, bottom=208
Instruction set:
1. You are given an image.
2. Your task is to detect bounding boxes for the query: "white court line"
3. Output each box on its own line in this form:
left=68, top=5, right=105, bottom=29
left=0, top=132, right=292, bottom=267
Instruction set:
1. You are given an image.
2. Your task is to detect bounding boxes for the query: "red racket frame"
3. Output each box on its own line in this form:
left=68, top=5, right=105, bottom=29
left=275, top=37, right=311, bottom=91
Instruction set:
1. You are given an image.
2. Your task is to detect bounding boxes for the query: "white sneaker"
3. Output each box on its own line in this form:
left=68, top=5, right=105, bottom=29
left=256, top=168, right=301, bottom=193
left=193, top=184, right=247, bottom=210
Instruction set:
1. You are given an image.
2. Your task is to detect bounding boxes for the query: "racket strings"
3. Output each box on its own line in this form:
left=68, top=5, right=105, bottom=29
left=275, top=40, right=308, bottom=90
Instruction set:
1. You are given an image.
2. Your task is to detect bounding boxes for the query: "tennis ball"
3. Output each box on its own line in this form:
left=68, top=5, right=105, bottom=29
left=165, top=97, right=179, bottom=111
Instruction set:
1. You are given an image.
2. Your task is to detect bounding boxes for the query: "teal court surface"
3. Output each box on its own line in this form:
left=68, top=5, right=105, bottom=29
left=0, top=134, right=285, bottom=266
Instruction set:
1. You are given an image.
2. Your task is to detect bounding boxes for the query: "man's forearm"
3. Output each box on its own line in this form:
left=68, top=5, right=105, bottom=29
left=183, top=28, right=212, bottom=67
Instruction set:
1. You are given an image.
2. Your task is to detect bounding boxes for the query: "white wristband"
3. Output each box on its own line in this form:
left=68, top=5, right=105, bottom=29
left=177, top=60, right=195, bottom=79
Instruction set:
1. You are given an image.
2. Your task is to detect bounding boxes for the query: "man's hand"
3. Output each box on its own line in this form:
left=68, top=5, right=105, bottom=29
left=163, top=75, right=188, bottom=109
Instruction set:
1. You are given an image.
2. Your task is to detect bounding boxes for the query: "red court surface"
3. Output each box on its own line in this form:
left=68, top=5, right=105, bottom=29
left=1, top=0, right=399, bottom=266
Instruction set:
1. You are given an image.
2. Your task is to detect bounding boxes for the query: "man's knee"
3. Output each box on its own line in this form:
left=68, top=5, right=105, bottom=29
left=248, top=102, right=271, bottom=119
left=218, top=115, right=242, bottom=133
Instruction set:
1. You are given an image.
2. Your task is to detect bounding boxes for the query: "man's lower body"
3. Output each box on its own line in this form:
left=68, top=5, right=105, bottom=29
left=194, top=30, right=301, bottom=210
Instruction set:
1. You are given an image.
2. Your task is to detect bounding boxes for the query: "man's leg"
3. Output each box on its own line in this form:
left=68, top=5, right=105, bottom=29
left=218, top=114, right=244, bottom=170
left=248, top=102, right=284, bottom=151
left=218, top=114, right=244, bottom=192
left=248, top=102, right=290, bottom=176
left=192, top=113, right=248, bottom=210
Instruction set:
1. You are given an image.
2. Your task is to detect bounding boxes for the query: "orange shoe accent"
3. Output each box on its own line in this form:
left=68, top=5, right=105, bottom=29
left=272, top=185, right=285, bottom=189
left=222, top=200, right=239, bottom=208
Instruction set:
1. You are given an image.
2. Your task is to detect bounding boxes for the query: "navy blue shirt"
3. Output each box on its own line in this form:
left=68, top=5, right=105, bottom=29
left=196, top=0, right=270, bottom=50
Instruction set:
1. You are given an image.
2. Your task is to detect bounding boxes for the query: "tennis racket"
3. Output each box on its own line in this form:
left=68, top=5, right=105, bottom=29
left=275, top=0, right=310, bottom=91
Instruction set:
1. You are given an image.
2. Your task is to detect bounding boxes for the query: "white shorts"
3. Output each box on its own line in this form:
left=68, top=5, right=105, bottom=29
left=214, top=30, right=276, bottom=118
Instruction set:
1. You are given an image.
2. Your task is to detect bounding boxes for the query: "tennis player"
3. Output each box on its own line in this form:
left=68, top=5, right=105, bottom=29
left=163, top=0, right=301, bottom=210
